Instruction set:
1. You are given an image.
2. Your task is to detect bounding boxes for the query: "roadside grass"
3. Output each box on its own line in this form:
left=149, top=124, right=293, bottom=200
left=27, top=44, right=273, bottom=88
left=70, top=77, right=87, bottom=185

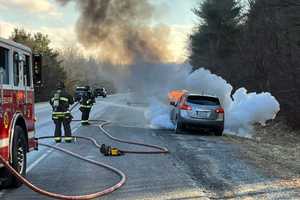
left=223, top=120, right=300, bottom=180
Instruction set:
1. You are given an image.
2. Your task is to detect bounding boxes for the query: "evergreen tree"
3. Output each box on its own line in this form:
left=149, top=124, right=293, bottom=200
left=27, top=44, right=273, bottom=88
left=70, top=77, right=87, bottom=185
left=190, top=0, right=242, bottom=72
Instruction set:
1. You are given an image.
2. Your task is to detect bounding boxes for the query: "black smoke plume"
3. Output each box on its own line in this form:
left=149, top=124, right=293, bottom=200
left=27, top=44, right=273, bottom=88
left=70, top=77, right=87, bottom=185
left=56, top=0, right=172, bottom=64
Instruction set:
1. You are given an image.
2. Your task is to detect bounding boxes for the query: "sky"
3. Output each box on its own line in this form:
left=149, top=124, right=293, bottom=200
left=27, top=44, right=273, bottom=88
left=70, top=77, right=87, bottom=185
left=0, top=0, right=200, bottom=62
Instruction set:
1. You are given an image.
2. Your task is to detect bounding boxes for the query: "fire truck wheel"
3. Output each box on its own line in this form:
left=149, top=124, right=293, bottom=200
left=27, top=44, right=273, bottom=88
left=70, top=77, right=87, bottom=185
left=8, top=126, right=27, bottom=188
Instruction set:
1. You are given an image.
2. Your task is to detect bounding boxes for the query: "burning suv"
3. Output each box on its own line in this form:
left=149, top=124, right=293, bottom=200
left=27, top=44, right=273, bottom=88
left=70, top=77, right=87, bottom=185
left=170, top=93, right=224, bottom=136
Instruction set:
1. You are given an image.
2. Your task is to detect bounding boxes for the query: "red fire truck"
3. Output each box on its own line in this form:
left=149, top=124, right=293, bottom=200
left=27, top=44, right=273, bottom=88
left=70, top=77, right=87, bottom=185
left=0, top=37, right=41, bottom=188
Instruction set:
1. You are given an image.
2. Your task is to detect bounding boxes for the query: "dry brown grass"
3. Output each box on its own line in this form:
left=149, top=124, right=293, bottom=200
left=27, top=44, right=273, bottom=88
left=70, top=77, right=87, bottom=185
left=224, top=120, right=300, bottom=179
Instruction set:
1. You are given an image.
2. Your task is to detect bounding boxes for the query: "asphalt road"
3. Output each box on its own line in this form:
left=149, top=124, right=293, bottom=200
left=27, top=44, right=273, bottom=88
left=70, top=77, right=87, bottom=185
left=0, top=94, right=299, bottom=199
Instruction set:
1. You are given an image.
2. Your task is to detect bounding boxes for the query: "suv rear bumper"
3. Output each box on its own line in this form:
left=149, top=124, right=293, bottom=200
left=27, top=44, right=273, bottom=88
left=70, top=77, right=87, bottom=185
left=178, top=115, right=224, bottom=129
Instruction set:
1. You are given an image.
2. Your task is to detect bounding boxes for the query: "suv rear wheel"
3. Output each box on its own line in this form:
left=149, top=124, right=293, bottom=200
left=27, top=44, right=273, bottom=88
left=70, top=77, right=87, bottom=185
left=215, top=127, right=224, bottom=136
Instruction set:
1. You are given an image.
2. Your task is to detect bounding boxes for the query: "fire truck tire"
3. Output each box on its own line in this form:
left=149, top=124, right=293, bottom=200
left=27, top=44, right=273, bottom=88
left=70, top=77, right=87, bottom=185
left=7, top=126, right=27, bottom=188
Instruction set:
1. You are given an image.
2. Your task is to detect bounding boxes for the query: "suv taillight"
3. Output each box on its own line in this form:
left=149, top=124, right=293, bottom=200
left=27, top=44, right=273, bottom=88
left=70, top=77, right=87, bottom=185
left=215, top=108, right=224, bottom=113
left=179, top=104, right=192, bottom=110
left=215, top=108, right=224, bottom=121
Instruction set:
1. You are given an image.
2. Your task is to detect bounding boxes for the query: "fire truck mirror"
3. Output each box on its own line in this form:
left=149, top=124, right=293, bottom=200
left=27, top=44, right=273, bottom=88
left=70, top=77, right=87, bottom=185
left=32, top=54, right=42, bottom=86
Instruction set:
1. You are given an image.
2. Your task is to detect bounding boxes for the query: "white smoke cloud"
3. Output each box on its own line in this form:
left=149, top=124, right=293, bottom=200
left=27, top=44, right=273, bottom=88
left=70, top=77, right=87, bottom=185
left=225, top=88, right=280, bottom=137
left=144, top=65, right=280, bottom=137
left=186, top=68, right=233, bottom=110
left=145, top=97, right=174, bottom=129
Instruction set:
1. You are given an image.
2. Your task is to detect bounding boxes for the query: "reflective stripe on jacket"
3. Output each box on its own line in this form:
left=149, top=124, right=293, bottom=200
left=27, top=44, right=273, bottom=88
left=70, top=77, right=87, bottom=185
left=52, top=111, right=71, bottom=119
left=80, top=104, right=92, bottom=108
left=51, top=97, right=69, bottom=103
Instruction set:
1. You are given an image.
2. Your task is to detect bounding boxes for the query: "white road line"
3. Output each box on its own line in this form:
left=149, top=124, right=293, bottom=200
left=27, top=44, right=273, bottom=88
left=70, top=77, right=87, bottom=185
left=26, top=125, right=80, bottom=173
left=0, top=112, right=82, bottom=198
left=26, top=149, right=54, bottom=173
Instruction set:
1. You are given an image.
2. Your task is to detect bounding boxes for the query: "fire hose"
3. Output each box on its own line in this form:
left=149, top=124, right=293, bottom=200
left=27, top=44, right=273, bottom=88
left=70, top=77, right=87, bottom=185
left=97, top=121, right=168, bottom=154
left=69, top=102, right=80, bottom=112
left=0, top=140, right=126, bottom=200
left=0, top=120, right=169, bottom=199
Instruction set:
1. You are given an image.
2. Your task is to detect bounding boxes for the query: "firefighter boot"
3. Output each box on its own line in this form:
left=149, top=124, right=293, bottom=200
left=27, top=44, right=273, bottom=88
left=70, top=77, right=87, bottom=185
left=54, top=137, right=62, bottom=143
left=64, top=137, right=74, bottom=143
left=81, top=121, right=90, bottom=126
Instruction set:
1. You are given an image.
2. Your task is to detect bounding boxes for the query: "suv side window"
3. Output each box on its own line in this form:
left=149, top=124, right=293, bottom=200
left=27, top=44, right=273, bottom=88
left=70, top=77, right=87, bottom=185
left=0, top=47, right=9, bottom=84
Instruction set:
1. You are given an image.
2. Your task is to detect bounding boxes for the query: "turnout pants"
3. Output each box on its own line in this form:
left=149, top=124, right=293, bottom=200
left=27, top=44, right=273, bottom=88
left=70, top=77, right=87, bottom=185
left=52, top=113, right=73, bottom=141
left=81, top=107, right=91, bottom=124
left=54, top=118, right=72, bottom=138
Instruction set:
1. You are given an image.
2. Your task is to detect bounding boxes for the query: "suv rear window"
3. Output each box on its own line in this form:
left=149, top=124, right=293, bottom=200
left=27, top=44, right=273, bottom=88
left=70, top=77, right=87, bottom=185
left=187, top=96, right=220, bottom=105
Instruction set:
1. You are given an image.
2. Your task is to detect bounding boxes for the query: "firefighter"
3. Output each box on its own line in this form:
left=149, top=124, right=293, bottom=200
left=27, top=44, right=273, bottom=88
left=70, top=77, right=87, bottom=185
left=79, top=86, right=95, bottom=125
left=50, top=81, right=74, bottom=143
